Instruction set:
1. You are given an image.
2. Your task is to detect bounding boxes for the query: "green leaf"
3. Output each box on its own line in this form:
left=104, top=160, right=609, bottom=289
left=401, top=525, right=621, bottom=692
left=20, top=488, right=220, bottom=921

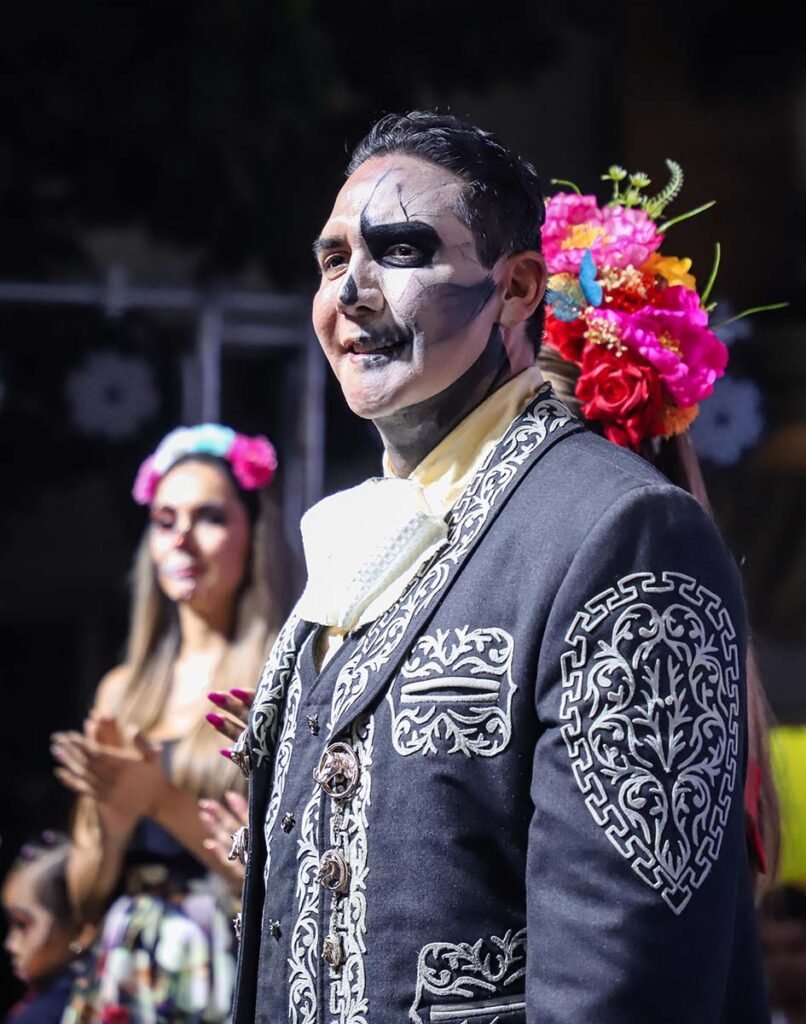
left=550, top=178, right=582, bottom=195
left=701, top=242, right=721, bottom=306
left=658, top=200, right=716, bottom=233
left=711, top=302, right=790, bottom=330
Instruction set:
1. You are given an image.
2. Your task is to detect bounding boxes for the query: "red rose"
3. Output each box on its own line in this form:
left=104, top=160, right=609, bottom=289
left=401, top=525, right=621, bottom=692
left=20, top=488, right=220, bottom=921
left=543, top=311, right=586, bottom=365
left=576, top=344, right=664, bottom=451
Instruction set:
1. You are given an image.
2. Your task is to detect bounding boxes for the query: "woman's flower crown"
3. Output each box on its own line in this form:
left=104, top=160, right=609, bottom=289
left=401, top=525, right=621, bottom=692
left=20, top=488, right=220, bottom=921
left=132, top=423, right=278, bottom=505
left=542, top=161, right=783, bottom=451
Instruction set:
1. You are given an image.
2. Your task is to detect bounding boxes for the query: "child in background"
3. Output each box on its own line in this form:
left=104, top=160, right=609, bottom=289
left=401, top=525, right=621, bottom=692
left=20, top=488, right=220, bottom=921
left=2, top=834, right=91, bottom=1023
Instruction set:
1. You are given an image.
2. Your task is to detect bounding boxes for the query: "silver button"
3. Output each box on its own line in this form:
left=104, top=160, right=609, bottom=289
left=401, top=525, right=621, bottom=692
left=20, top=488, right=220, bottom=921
left=228, top=826, right=249, bottom=864
left=281, top=812, right=296, bottom=833
left=313, top=742, right=360, bottom=799
left=316, top=849, right=350, bottom=894
left=306, top=713, right=320, bottom=735
left=229, top=746, right=251, bottom=779
left=322, top=932, right=344, bottom=969
left=268, top=919, right=281, bottom=940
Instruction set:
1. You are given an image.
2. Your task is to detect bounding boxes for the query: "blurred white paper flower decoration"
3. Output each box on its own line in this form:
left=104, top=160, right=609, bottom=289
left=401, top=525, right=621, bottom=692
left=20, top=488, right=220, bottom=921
left=66, top=350, right=159, bottom=440
left=711, top=300, right=754, bottom=347
left=690, top=375, right=765, bottom=466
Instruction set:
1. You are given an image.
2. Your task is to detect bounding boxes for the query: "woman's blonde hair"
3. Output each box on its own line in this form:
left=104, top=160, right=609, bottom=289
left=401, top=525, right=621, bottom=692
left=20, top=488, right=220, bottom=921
left=111, top=458, right=291, bottom=797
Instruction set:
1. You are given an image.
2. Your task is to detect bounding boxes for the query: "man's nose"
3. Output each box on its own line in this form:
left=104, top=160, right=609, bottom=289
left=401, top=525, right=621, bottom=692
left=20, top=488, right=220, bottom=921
left=337, top=256, right=384, bottom=314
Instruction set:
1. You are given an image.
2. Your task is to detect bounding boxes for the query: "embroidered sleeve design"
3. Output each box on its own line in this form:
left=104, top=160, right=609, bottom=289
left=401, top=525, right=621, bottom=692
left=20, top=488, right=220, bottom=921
left=330, top=388, right=571, bottom=732
left=559, top=571, right=740, bottom=914
left=387, top=626, right=516, bottom=757
left=410, top=928, right=527, bottom=1024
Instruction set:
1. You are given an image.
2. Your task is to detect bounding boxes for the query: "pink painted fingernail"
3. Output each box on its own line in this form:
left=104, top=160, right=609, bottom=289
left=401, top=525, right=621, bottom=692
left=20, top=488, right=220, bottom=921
left=230, top=689, right=252, bottom=703
left=219, top=748, right=233, bottom=759
left=207, top=692, right=227, bottom=707
left=206, top=712, right=224, bottom=727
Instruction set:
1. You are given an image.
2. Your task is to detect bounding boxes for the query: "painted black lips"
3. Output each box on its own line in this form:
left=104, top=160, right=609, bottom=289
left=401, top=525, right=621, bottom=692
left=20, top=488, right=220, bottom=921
left=348, top=325, right=413, bottom=355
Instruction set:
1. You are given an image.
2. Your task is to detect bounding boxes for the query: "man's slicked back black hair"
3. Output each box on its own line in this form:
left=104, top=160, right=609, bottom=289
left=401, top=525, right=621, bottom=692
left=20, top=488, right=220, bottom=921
left=347, top=110, right=547, bottom=348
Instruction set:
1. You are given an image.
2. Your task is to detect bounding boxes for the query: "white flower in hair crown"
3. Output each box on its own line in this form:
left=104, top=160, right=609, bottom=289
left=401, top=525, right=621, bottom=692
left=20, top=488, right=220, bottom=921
left=132, top=423, right=277, bottom=504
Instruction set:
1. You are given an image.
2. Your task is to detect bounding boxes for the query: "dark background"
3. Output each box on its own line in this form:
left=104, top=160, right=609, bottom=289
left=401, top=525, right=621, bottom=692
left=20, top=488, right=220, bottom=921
left=1, top=0, right=804, bottom=1010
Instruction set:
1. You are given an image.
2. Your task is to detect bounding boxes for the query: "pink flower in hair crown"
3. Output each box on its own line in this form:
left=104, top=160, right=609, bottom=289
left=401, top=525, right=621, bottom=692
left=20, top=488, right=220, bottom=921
left=228, top=433, right=278, bottom=490
left=543, top=192, right=663, bottom=275
left=132, top=454, right=160, bottom=505
left=131, top=424, right=278, bottom=505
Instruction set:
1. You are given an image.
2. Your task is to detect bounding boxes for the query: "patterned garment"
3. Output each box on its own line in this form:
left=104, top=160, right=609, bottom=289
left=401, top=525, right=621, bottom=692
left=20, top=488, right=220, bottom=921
left=232, top=387, right=770, bottom=1023
left=61, top=876, right=237, bottom=1024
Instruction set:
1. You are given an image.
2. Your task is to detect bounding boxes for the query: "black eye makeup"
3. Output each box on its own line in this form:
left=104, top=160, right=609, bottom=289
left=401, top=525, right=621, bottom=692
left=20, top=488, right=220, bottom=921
left=361, top=221, right=441, bottom=268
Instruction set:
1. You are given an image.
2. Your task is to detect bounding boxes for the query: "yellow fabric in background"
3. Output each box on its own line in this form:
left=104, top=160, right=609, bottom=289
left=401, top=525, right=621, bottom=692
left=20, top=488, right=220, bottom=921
left=771, top=725, right=806, bottom=886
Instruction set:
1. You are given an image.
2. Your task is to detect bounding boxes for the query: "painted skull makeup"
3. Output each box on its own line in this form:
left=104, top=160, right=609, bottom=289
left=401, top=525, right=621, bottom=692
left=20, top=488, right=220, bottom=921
left=312, top=154, right=509, bottom=423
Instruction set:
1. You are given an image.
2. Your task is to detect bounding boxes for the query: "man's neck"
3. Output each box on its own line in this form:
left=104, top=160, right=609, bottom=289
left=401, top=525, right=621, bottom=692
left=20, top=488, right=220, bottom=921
left=375, top=325, right=527, bottom=478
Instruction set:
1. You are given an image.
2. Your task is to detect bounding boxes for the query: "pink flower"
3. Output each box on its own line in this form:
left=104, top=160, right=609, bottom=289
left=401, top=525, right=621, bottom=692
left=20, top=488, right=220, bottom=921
left=131, top=454, right=160, bottom=505
left=101, top=1007, right=131, bottom=1024
left=228, top=434, right=278, bottom=491
left=544, top=193, right=663, bottom=275
left=588, top=286, right=728, bottom=407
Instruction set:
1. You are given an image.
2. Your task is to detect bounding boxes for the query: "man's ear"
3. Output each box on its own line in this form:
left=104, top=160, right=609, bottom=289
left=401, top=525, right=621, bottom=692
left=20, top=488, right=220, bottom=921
left=499, top=251, right=547, bottom=328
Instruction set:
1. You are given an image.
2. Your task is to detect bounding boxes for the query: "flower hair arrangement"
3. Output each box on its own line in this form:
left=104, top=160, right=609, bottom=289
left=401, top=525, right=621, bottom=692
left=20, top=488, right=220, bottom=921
left=542, top=162, right=785, bottom=451
left=133, top=423, right=277, bottom=505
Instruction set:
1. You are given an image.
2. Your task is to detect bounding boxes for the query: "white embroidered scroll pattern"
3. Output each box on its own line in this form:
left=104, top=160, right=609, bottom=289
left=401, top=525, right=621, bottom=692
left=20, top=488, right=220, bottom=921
left=262, top=652, right=304, bottom=883
left=388, top=626, right=516, bottom=757
left=560, top=571, right=740, bottom=914
left=410, top=928, right=527, bottom=1024
left=330, top=389, right=571, bottom=730
left=251, top=609, right=301, bottom=767
left=287, top=790, right=321, bottom=1024
left=328, top=715, right=374, bottom=1024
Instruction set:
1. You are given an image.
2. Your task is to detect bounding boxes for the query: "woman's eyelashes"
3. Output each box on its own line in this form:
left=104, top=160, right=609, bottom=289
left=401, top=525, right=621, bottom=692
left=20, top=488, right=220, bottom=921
left=150, top=506, right=228, bottom=531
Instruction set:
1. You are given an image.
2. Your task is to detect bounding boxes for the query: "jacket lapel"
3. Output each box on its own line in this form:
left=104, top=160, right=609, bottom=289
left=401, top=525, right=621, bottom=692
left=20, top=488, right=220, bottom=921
left=328, top=386, right=582, bottom=739
left=249, top=609, right=315, bottom=770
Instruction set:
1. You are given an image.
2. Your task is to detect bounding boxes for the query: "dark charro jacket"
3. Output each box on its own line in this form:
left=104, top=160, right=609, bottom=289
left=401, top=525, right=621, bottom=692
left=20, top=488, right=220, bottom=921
left=231, top=386, right=769, bottom=1024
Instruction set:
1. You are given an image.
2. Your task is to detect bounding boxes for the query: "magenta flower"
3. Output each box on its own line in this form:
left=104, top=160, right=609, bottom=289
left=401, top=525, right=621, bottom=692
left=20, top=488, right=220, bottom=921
left=544, top=193, right=664, bottom=275
left=131, top=454, right=160, bottom=505
left=589, top=285, right=728, bottom=407
left=228, top=434, right=278, bottom=491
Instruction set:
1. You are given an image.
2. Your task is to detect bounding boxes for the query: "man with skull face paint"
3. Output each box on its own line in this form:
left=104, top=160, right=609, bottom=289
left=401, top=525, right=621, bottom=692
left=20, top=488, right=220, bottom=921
left=231, top=113, right=769, bottom=1023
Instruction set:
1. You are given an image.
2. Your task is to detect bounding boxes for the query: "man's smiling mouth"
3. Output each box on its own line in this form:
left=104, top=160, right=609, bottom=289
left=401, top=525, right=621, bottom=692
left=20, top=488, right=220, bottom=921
left=345, top=328, right=413, bottom=361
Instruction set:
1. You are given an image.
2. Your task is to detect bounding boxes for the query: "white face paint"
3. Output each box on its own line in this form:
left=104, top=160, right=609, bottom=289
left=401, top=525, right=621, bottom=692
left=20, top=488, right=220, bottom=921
left=148, top=460, right=251, bottom=618
left=312, top=154, right=505, bottom=420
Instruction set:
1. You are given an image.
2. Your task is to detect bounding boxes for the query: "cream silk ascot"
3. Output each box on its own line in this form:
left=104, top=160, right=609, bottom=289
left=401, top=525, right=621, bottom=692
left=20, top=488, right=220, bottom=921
left=296, top=365, right=545, bottom=661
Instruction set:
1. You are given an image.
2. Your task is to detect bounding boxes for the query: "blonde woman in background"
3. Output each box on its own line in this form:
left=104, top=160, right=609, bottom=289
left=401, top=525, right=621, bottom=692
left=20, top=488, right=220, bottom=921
left=51, top=424, right=291, bottom=1023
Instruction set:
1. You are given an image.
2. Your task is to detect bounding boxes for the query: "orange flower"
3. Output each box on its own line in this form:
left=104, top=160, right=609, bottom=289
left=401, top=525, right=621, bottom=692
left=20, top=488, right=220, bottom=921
left=657, top=402, right=699, bottom=437
left=642, top=253, right=697, bottom=291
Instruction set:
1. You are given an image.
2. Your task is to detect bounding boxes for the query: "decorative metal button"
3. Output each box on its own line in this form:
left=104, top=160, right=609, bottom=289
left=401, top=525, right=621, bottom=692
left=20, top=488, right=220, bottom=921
left=306, top=713, right=320, bottom=736
left=268, top=919, right=281, bottom=940
left=233, top=912, right=242, bottom=942
left=229, top=744, right=252, bottom=780
left=313, top=742, right=360, bottom=799
left=281, top=812, right=296, bottom=833
left=227, top=826, right=249, bottom=865
left=322, top=932, right=344, bottom=969
left=316, top=849, right=350, bottom=894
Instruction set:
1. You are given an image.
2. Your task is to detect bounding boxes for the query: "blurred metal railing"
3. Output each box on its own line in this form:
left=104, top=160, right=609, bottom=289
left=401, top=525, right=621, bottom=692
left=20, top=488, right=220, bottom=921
left=0, top=266, right=325, bottom=546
